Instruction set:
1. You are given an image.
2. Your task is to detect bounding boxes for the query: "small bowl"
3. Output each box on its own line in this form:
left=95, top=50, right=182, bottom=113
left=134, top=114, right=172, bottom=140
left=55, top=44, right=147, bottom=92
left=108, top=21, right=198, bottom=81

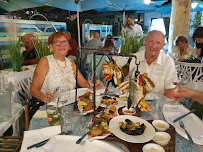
left=142, top=143, right=165, bottom=152
left=122, top=107, right=136, bottom=115
left=152, top=120, right=169, bottom=131
left=153, top=132, right=171, bottom=146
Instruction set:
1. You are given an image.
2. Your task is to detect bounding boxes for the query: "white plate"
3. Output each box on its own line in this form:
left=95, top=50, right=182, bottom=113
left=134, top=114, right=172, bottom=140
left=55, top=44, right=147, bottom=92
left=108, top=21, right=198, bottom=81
left=86, top=113, right=112, bottom=141
left=163, top=104, right=203, bottom=145
left=99, top=97, right=126, bottom=109
left=42, top=135, right=123, bottom=152
left=48, top=88, right=90, bottom=107
left=109, top=115, right=155, bottom=143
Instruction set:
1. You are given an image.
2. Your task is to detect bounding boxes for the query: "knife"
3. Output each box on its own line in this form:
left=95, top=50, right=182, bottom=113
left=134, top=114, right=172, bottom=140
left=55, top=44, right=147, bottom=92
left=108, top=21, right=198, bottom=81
left=27, top=131, right=72, bottom=150
left=173, top=109, right=195, bottom=123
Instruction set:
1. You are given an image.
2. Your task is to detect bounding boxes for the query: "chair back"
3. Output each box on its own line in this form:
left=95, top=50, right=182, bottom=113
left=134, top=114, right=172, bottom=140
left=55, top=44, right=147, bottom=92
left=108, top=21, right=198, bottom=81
left=175, top=61, right=203, bottom=92
left=7, top=69, right=34, bottom=105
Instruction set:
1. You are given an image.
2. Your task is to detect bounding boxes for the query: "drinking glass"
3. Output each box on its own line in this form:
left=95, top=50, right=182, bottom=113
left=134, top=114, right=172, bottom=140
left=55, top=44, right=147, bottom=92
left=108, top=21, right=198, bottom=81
left=88, top=72, right=100, bottom=89
left=46, top=105, right=62, bottom=126
left=0, top=84, right=11, bottom=122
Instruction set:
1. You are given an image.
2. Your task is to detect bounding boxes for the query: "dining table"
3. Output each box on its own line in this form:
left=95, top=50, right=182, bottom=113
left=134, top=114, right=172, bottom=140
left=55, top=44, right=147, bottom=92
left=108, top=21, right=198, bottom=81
left=21, top=88, right=203, bottom=152
left=0, top=103, right=24, bottom=136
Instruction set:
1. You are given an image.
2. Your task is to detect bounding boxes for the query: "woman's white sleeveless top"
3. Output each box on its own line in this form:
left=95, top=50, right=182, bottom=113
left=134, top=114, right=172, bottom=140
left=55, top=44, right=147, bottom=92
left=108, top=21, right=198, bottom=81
left=40, top=55, right=76, bottom=94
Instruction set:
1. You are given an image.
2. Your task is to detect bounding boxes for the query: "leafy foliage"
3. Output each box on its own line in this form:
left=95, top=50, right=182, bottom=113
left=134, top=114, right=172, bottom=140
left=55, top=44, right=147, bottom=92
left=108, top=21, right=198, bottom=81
left=35, top=40, right=52, bottom=59
left=190, top=12, right=202, bottom=29
left=121, top=34, right=145, bottom=55
left=7, top=40, right=22, bottom=72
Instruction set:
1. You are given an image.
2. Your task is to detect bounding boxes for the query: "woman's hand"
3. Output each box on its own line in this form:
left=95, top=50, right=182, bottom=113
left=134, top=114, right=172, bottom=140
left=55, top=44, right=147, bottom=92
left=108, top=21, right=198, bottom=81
left=95, top=80, right=104, bottom=90
left=42, top=92, right=54, bottom=103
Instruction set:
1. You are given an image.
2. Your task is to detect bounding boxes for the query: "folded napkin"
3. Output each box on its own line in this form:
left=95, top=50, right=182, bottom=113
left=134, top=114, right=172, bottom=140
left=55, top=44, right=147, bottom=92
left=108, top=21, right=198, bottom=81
left=21, top=126, right=61, bottom=152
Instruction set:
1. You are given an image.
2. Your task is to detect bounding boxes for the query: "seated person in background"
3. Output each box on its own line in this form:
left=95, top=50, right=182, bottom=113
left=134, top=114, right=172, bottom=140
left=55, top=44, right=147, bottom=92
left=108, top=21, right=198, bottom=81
left=29, top=32, right=103, bottom=120
left=129, top=30, right=178, bottom=99
left=86, top=39, right=114, bottom=76
left=87, top=32, right=103, bottom=48
left=21, top=33, right=39, bottom=65
left=65, top=31, right=78, bottom=62
left=121, top=17, right=143, bottom=37
left=192, top=26, right=203, bottom=59
left=172, top=35, right=196, bottom=61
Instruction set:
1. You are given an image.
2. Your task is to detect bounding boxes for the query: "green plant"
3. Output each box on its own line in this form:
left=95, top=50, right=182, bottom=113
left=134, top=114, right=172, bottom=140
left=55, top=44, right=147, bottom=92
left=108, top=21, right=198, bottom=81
left=7, top=40, right=23, bottom=72
left=121, top=34, right=145, bottom=55
left=190, top=12, right=201, bottom=29
left=35, top=40, right=52, bottom=59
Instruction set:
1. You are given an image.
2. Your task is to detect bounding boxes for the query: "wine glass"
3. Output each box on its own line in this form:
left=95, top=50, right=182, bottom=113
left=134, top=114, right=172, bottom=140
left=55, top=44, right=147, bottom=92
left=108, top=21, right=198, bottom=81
left=88, top=72, right=100, bottom=90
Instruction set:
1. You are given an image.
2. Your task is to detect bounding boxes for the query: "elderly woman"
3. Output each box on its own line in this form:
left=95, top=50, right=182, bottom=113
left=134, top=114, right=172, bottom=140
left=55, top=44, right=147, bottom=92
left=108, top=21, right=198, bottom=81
left=29, top=32, right=102, bottom=119
left=172, top=35, right=196, bottom=61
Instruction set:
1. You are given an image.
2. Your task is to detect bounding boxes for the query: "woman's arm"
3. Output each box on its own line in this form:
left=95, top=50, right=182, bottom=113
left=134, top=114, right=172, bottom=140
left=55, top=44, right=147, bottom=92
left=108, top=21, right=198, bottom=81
left=30, top=57, right=54, bottom=103
left=71, top=60, right=103, bottom=89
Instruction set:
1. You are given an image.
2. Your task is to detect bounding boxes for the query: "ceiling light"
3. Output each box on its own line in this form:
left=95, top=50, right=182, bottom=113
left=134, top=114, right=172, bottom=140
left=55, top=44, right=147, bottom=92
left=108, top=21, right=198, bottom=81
left=191, top=0, right=198, bottom=9
left=144, top=0, right=151, bottom=5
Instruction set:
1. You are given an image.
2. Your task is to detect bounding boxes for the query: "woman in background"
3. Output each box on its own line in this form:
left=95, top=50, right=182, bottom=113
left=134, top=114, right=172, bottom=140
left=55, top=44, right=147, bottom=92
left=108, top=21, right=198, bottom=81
left=172, top=35, right=196, bottom=61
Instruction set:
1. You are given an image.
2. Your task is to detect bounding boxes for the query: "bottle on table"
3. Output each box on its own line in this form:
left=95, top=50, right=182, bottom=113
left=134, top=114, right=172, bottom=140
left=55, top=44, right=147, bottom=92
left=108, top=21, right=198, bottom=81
left=122, top=57, right=132, bottom=81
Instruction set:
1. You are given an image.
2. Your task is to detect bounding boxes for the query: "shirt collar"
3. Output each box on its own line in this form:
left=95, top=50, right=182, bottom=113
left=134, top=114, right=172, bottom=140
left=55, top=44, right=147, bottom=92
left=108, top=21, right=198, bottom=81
left=142, top=50, right=162, bottom=65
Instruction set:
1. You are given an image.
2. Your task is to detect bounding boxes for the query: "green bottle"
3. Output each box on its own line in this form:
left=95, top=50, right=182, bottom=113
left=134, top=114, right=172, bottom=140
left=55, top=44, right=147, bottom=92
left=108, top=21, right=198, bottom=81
left=122, top=57, right=132, bottom=78
left=190, top=55, right=194, bottom=60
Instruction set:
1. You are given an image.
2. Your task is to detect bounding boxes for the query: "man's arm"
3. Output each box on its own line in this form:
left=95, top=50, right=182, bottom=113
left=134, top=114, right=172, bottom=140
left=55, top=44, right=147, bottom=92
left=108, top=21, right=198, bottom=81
left=164, top=88, right=175, bottom=99
left=23, top=58, right=39, bottom=65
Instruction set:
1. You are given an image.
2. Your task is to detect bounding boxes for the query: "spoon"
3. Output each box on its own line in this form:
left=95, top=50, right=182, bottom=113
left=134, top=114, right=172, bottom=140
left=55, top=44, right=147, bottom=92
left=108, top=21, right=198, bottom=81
left=76, top=123, right=98, bottom=144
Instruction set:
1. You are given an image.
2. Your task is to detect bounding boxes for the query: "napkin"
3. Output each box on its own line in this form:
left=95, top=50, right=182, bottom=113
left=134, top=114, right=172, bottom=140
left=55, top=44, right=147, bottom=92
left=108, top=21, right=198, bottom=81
left=20, top=126, right=61, bottom=152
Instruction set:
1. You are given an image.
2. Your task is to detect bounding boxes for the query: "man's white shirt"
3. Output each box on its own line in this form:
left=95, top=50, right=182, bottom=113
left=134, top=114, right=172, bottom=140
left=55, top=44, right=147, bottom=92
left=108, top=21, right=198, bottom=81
left=129, top=50, right=178, bottom=95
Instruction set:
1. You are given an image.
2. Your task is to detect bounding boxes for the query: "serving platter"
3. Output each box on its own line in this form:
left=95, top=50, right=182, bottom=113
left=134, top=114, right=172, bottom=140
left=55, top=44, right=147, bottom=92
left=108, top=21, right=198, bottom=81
left=109, top=115, right=155, bottom=143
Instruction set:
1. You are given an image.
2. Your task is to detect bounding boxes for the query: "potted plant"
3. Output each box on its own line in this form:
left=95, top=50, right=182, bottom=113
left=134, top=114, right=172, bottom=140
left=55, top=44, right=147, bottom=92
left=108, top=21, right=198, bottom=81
left=120, top=34, right=145, bottom=55
left=34, top=39, right=52, bottom=60
left=7, top=39, right=23, bottom=72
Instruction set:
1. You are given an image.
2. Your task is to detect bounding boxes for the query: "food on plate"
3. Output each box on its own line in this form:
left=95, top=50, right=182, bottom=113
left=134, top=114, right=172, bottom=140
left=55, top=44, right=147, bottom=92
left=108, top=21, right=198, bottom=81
left=78, top=91, right=93, bottom=101
left=78, top=91, right=94, bottom=111
left=117, top=73, right=155, bottom=112
left=24, top=67, right=30, bottom=71
left=101, top=96, right=118, bottom=105
left=122, top=107, right=136, bottom=115
left=88, top=107, right=117, bottom=138
left=89, top=126, right=104, bottom=137
left=109, top=106, right=116, bottom=113
left=119, top=119, right=146, bottom=135
left=102, top=61, right=123, bottom=85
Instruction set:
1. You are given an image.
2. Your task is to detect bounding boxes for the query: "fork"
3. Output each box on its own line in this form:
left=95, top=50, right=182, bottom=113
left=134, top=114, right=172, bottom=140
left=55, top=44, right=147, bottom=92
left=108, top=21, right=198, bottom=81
left=76, top=123, right=99, bottom=144
left=179, top=121, right=193, bottom=143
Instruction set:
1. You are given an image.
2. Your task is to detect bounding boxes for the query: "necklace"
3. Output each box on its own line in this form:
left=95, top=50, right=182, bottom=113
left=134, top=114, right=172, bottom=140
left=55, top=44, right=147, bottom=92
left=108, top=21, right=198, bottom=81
left=54, top=57, right=67, bottom=71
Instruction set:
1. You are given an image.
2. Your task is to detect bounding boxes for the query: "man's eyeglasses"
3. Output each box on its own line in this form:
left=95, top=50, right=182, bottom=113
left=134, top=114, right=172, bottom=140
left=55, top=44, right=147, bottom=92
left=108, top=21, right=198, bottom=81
left=53, top=40, right=69, bottom=46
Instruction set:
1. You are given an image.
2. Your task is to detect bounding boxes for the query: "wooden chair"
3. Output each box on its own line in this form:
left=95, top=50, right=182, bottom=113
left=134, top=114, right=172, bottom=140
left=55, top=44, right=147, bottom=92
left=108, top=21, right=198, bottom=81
left=0, top=105, right=29, bottom=152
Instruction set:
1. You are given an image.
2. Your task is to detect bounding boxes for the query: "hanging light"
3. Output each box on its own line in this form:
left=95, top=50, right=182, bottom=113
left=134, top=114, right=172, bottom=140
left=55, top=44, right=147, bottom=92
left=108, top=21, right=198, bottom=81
left=144, top=0, right=151, bottom=5
left=191, top=0, right=198, bottom=9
